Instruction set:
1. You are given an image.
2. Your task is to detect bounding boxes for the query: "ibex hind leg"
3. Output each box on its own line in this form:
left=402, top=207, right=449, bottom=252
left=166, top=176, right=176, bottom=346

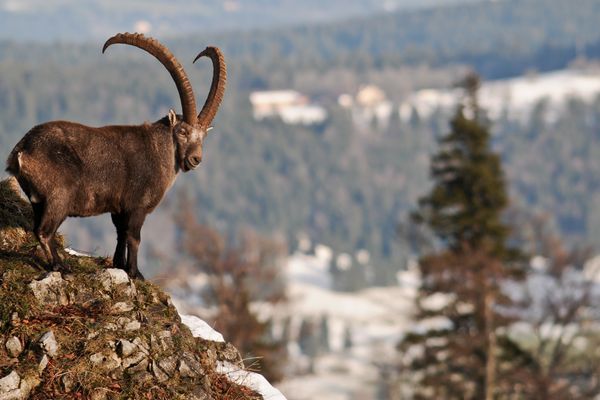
left=111, top=213, right=127, bottom=269
left=33, top=201, right=69, bottom=273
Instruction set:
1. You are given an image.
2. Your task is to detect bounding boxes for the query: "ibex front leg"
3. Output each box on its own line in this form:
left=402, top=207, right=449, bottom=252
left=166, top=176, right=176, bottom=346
left=124, top=211, right=146, bottom=280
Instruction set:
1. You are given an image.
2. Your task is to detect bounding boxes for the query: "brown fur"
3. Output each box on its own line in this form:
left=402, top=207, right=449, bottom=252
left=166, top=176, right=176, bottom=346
left=5, top=34, right=225, bottom=280
left=6, top=115, right=207, bottom=279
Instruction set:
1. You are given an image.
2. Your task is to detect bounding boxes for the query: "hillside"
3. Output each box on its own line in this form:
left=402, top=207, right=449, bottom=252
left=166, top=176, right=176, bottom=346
left=0, top=178, right=281, bottom=399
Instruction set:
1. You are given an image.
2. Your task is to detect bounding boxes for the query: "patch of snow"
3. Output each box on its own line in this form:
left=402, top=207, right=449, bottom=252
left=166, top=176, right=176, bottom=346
left=250, top=90, right=326, bottom=125
left=179, top=314, right=224, bottom=342
left=179, top=315, right=286, bottom=399
left=584, top=255, right=600, bottom=282
left=335, top=253, right=352, bottom=271
left=218, top=361, right=288, bottom=400
left=356, top=249, right=370, bottom=265
left=399, top=68, right=600, bottom=124
left=64, top=247, right=92, bottom=257
left=314, top=244, right=333, bottom=264
left=287, top=252, right=332, bottom=289
left=530, top=255, right=549, bottom=272
left=420, top=292, right=455, bottom=311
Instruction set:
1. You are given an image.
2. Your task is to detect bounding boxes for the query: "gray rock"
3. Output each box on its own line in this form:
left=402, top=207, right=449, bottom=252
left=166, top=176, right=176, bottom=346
left=179, top=352, right=204, bottom=378
left=0, top=373, right=39, bottom=400
left=99, top=269, right=136, bottom=296
left=39, top=331, right=59, bottom=357
left=124, top=320, right=141, bottom=331
left=0, top=371, right=20, bottom=393
left=132, top=337, right=149, bottom=355
left=61, top=374, right=74, bottom=393
left=116, top=339, right=137, bottom=358
left=111, top=301, right=134, bottom=314
left=89, top=351, right=121, bottom=371
left=29, top=272, right=69, bottom=306
left=151, top=330, right=173, bottom=352
left=221, top=343, right=242, bottom=362
left=18, top=375, right=39, bottom=398
left=158, top=355, right=178, bottom=377
left=0, top=389, right=21, bottom=400
left=123, top=353, right=148, bottom=371
left=99, top=269, right=129, bottom=290
left=5, top=337, right=22, bottom=358
left=150, top=361, right=169, bottom=382
left=37, top=355, right=49, bottom=374
left=117, top=317, right=141, bottom=331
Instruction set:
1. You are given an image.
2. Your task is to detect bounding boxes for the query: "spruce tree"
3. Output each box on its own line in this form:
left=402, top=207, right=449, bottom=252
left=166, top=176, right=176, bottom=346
left=399, top=73, right=521, bottom=399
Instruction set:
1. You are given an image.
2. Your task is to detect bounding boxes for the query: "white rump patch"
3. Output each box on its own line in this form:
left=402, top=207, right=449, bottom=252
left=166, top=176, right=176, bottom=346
left=17, top=151, right=23, bottom=168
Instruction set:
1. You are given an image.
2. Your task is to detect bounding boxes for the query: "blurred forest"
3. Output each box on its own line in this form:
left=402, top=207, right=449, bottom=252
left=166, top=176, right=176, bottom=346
left=1, top=0, right=600, bottom=280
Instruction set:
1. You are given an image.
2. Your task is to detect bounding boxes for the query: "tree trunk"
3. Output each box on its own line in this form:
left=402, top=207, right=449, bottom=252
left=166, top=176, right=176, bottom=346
left=485, top=289, right=497, bottom=400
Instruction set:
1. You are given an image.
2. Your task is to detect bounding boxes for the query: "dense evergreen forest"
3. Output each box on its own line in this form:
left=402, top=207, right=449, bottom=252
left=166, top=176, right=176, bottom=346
left=1, top=0, right=600, bottom=279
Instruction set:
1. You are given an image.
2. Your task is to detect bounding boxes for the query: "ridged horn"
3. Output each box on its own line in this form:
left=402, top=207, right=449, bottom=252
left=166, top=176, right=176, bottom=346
left=102, top=32, right=197, bottom=126
left=193, top=46, right=227, bottom=130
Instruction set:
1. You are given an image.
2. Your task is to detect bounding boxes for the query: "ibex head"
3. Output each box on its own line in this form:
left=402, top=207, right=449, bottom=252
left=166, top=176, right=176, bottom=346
left=102, top=33, right=227, bottom=172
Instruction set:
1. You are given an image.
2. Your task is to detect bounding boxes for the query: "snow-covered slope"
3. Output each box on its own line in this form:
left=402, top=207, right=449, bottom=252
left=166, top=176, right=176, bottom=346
left=275, top=252, right=417, bottom=400
left=399, top=68, right=600, bottom=123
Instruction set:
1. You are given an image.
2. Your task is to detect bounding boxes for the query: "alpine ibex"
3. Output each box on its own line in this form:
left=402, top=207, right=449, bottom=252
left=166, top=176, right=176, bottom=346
left=5, top=33, right=227, bottom=279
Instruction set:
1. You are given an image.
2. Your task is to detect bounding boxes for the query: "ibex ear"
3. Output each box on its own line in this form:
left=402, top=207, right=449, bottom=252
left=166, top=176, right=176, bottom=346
left=168, top=109, right=177, bottom=128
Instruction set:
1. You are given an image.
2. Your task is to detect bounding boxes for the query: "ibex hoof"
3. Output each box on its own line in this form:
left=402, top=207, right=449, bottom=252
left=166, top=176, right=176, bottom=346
left=51, top=262, right=71, bottom=274
left=131, top=270, right=145, bottom=281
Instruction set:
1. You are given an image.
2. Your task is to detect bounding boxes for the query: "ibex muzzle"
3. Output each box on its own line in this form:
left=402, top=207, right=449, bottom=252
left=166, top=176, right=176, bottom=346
left=5, top=33, right=227, bottom=279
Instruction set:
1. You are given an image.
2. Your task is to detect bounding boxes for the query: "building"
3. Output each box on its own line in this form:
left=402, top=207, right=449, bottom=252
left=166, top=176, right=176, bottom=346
left=249, top=90, right=327, bottom=125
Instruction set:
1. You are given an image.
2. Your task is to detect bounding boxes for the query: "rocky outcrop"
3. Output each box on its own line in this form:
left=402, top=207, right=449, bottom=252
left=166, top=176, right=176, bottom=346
left=0, top=178, right=262, bottom=399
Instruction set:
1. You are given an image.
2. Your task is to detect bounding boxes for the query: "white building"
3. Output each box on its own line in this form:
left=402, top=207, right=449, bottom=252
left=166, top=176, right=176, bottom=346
left=249, top=90, right=327, bottom=125
left=339, top=84, right=393, bottom=129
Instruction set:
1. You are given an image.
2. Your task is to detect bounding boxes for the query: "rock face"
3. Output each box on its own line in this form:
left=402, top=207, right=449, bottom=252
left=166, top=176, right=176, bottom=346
left=0, top=178, right=262, bottom=400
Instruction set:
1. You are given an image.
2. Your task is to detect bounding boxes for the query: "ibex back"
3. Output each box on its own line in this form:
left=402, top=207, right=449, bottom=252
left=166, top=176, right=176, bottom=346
left=5, top=33, right=227, bottom=279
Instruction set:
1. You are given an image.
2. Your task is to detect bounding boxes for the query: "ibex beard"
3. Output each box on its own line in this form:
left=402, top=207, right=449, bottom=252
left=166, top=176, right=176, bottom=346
left=5, top=33, right=226, bottom=280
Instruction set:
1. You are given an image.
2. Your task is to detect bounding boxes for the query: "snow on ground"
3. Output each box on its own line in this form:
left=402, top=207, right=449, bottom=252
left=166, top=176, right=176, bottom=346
left=64, top=247, right=93, bottom=257
left=400, top=68, right=600, bottom=123
left=277, top=251, right=417, bottom=400
left=180, top=314, right=288, bottom=400
left=179, top=314, right=224, bottom=342
left=218, top=362, right=288, bottom=400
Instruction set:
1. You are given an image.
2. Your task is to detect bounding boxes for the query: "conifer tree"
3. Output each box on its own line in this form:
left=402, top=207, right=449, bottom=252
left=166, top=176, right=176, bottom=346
left=399, top=73, right=521, bottom=400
